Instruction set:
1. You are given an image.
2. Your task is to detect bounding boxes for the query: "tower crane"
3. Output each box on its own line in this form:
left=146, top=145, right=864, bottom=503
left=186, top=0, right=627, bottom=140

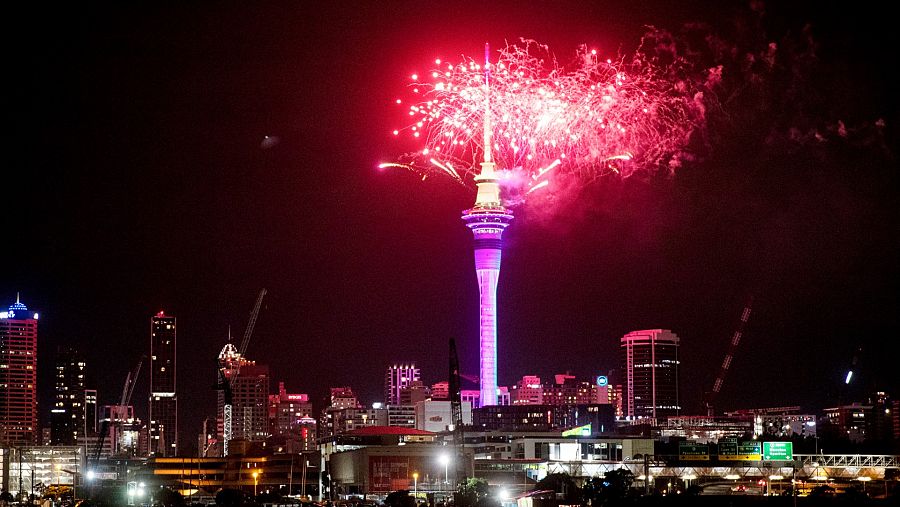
left=216, top=288, right=266, bottom=456
left=448, top=338, right=466, bottom=488
left=93, top=356, right=144, bottom=465
left=705, top=296, right=754, bottom=416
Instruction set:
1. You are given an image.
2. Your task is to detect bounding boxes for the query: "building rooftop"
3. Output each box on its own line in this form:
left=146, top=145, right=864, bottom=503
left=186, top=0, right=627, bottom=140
left=343, top=426, right=435, bottom=437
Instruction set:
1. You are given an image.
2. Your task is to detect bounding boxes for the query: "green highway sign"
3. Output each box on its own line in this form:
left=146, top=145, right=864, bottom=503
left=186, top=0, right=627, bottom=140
left=763, top=441, right=793, bottom=461
left=718, top=441, right=761, bottom=461
left=679, top=442, right=710, bottom=461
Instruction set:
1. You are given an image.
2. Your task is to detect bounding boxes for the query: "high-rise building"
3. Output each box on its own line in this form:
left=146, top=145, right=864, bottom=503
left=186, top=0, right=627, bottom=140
left=384, top=364, right=421, bottom=405
left=217, top=343, right=270, bottom=445
left=621, top=329, right=681, bottom=419
left=84, top=389, right=98, bottom=436
left=329, top=387, right=360, bottom=409
left=510, top=376, right=544, bottom=405
left=0, top=295, right=39, bottom=445
left=431, top=381, right=449, bottom=400
left=149, top=311, right=177, bottom=456
left=461, top=131, right=514, bottom=407
left=268, top=383, right=316, bottom=453
left=50, top=348, right=86, bottom=445
left=542, top=375, right=602, bottom=406
left=399, top=381, right=431, bottom=405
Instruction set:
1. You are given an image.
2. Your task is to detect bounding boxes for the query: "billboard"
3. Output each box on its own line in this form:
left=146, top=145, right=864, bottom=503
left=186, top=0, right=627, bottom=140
left=762, top=441, right=793, bottom=461
left=562, top=423, right=592, bottom=437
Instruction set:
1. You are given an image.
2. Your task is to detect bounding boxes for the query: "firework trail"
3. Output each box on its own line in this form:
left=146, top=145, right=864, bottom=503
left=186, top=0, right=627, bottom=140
left=382, top=39, right=701, bottom=205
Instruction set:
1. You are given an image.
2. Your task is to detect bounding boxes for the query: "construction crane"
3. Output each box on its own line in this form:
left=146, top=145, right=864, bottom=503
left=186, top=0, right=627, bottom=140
left=705, top=296, right=754, bottom=416
left=216, top=288, right=266, bottom=456
left=93, top=356, right=143, bottom=465
left=239, top=288, right=267, bottom=358
left=448, top=338, right=465, bottom=489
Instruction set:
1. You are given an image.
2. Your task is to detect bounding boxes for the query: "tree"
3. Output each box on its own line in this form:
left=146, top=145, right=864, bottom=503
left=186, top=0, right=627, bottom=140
left=156, top=487, right=186, bottom=506
left=385, top=490, right=417, bottom=507
left=580, top=470, right=635, bottom=506
left=215, top=488, right=244, bottom=507
left=535, top=473, right=581, bottom=503
left=456, top=478, right=498, bottom=507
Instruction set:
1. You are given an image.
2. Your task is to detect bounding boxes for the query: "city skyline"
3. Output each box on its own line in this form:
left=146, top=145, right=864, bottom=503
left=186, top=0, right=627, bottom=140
left=4, top=0, right=898, bottom=454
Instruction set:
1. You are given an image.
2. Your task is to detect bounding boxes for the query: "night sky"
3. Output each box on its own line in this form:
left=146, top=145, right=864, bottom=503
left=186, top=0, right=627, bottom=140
left=5, top=1, right=897, bottom=453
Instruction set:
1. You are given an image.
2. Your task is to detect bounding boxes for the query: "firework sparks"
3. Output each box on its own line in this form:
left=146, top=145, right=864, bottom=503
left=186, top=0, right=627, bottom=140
left=384, top=39, right=700, bottom=203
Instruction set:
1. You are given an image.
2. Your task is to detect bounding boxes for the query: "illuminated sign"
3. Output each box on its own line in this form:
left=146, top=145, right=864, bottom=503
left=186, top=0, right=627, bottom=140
left=678, top=442, right=710, bottom=461
left=596, top=376, right=608, bottom=387
left=562, top=423, right=591, bottom=437
left=762, top=441, right=793, bottom=461
left=718, top=441, right=761, bottom=461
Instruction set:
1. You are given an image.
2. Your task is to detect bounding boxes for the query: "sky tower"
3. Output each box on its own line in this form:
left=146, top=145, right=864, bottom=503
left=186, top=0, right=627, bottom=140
left=461, top=44, right=513, bottom=407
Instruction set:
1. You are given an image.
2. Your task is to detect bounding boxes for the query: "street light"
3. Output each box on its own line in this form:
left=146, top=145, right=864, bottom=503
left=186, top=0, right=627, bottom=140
left=439, top=454, right=450, bottom=485
left=55, top=464, right=62, bottom=500
left=857, top=476, right=871, bottom=495
left=252, top=471, right=259, bottom=498
left=769, top=475, right=784, bottom=496
left=412, top=472, right=419, bottom=499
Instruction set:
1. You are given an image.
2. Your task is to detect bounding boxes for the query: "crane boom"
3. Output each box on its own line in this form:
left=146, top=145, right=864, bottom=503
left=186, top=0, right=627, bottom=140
left=94, top=357, right=144, bottom=465
left=239, top=288, right=266, bottom=358
left=706, top=296, right=754, bottom=416
left=124, top=356, right=143, bottom=406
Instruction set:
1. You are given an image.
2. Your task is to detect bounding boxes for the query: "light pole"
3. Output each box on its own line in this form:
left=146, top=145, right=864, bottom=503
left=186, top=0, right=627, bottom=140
left=252, top=471, right=259, bottom=498
left=439, top=454, right=450, bottom=487
left=412, top=472, right=418, bottom=499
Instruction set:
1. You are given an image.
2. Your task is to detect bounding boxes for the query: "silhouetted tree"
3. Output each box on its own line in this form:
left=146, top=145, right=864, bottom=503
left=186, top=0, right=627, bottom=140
left=215, top=488, right=244, bottom=507
left=535, top=473, right=581, bottom=503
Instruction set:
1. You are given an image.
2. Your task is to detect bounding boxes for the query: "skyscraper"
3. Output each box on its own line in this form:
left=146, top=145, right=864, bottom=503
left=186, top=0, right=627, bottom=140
left=84, top=388, right=98, bottom=436
left=384, top=364, right=421, bottom=405
left=149, top=311, right=177, bottom=456
left=0, top=294, right=39, bottom=445
left=217, top=343, right=270, bottom=449
left=50, top=347, right=86, bottom=445
left=621, top=329, right=681, bottom=419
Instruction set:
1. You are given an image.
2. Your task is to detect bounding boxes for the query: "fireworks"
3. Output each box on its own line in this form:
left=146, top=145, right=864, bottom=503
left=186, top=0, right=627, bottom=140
left=383, top=40, right=700, bottom=204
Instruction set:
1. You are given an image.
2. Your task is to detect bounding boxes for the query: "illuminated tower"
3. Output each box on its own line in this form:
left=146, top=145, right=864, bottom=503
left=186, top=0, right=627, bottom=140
left=461, top=45, right=513, bottom=407
left=150, top=311, right=177, bottom=456
left=0, top=294, right=39, bottom=445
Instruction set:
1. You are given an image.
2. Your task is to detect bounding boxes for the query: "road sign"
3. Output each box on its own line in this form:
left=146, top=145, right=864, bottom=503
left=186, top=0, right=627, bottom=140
left=763, top=441, right=793, bottom=461
left=718, top=441, right=761, bottom=461
left=679, top=442, right=710, bottom=461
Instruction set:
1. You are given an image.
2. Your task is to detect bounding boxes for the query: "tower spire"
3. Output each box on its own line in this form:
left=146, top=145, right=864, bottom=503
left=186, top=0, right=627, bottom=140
left=473, top=42, right=502, bottom=208
left=462, top=42, right=513, bottom=407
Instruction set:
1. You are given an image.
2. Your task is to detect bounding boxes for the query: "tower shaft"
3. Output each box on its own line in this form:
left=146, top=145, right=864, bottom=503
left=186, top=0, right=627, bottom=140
left=463, top=198, right=512, bottom=407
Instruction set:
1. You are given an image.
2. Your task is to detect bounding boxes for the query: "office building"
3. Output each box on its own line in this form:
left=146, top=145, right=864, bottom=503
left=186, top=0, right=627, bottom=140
left=84, top=389, right=98, bottom=436
left=384, top=364, right=421, bottom=406
left=218, top=343, right=270, bottom=444
left=150, top=311, right=178, bottom=456
left=50, top=348, right=86, bottom=445
left=0, top=295, right=39, bottom=445
left=510, top=375, right=544, bottom=405
left=621, top=329, right=681, bottom=419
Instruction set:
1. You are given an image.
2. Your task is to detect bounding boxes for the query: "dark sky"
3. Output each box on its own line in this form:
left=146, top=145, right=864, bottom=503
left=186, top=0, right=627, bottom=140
left=5, top=1, right=897, bottom=452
